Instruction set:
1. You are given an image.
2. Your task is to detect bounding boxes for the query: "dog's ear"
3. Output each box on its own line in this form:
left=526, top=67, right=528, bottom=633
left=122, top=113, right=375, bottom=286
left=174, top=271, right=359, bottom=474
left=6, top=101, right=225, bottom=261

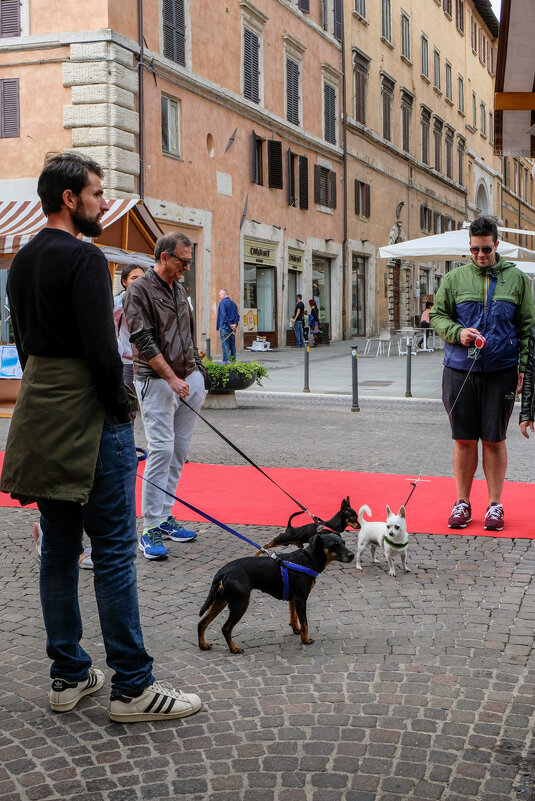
left=386, top=504, right=392, bottom=517
left=309, top=533, right=323, bottom=557
left=341, top=497, right=348, bottom=510
left=399, top=505, right=406, bottom=519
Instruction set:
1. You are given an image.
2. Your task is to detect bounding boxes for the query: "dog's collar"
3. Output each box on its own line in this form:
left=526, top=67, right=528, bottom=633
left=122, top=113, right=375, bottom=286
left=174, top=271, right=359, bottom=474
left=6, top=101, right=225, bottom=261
left=383, top=535, right=409, bottom=549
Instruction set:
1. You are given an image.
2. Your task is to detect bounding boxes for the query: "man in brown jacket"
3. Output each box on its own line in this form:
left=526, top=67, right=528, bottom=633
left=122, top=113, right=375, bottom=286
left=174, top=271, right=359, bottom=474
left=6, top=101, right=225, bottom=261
left=124, top=232, right=206, bottom=560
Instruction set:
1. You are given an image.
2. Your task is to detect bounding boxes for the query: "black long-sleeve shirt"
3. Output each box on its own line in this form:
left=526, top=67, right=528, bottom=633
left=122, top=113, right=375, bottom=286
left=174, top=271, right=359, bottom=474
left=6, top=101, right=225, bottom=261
left=7, top=227, right=129, bottom=421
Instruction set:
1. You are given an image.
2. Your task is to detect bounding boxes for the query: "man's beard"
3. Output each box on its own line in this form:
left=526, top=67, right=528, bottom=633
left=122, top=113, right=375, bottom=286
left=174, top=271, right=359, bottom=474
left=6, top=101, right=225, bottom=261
left=71, top=209, right=103, bottom=238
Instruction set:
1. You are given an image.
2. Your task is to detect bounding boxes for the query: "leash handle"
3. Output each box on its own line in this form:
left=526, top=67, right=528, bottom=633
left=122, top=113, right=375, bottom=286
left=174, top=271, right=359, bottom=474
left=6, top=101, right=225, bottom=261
left=179, top=396, right=314, bottom=520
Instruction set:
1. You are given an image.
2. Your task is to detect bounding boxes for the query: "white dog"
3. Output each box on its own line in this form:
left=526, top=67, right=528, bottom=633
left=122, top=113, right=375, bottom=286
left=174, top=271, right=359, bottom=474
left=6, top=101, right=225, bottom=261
left=356, top=505, right=410, bottom=577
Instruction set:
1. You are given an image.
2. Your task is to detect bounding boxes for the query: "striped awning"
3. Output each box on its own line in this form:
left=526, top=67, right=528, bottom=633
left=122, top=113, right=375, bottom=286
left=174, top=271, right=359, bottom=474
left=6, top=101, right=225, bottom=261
left=0, top=198, right=138, bottom=255
left=494, top=0, right=535, bottom=156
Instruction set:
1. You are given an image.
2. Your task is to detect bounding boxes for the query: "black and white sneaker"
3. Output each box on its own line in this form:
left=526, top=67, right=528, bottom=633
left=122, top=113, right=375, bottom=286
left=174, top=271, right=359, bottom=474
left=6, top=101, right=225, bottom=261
left=109, top=680, right=201, bottom=723
left=49, top=668, right=104, bottom=712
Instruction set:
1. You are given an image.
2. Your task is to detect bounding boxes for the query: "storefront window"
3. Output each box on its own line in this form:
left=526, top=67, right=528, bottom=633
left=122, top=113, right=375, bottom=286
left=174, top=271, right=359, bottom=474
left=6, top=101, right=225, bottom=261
left=312, top=257, right=331, bottom=323
left=352, top=255, right=366, bottom=336
left=243, top=264, right=275, bottom=332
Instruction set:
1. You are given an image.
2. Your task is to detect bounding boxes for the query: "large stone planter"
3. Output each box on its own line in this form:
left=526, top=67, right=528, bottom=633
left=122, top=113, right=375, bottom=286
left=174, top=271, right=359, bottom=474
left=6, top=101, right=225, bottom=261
left=203, top=370, right=257, bottom=409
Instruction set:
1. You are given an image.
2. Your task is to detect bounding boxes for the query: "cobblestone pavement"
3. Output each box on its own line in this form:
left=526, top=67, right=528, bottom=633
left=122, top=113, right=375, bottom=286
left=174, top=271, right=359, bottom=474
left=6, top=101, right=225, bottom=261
left=2, top=400, right=535, bottom=801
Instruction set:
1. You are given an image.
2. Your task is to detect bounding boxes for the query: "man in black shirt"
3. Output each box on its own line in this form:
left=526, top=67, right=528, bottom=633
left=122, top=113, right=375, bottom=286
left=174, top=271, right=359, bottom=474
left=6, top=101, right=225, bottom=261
left=291, top=293, right=305, bottom=347
left=0, top=153, right=201, bottom=723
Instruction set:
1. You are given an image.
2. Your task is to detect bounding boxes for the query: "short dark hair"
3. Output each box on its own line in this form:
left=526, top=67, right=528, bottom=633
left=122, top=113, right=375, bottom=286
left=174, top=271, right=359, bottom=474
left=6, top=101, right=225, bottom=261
left=154, top=232, right=192, bottom=262
left=425, top=301, right=433, bottom=309
left=296, top=293, right=302, bottom=299
left=37, top=152, right=104, bottom=215
left=469, top=216, right=498, bottom=242
left=121, top=262, right=145, bottom=288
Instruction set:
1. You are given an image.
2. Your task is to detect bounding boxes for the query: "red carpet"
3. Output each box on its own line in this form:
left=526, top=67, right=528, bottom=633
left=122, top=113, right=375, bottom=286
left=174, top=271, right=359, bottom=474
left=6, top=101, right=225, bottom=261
left=0, top=452, right=533, bottom=538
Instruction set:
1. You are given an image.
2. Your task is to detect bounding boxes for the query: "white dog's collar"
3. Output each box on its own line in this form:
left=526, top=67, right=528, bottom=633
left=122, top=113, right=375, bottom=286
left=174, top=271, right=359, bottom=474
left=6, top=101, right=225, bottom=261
left=384, top=536, right=409, bottom=549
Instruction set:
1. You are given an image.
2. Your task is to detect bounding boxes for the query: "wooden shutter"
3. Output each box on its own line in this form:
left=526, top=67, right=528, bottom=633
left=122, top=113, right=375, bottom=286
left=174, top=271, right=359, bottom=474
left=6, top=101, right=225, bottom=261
left=298, top=0, right=310, bottom=12
left=250, top=130, right=258, bottom=183
left=267, top=140, right=283, bottom=189
left=314, top=164, right=322, bottom=205
left=299, top=155, right=308, bottom=209
left=329, top=170, right=337, bottom=209
left=243, top=27, right=259, bottom=103
left=324, top=83, right=336, bottom=144
left=0, top=78, right=19, bottom=138
left=286, top=58, right=299, bottom=125
left=363, top=183, right=371, bottom=217
left=402, top=104, right=410, bottom=152
left=354, top=64, right=366, bottom=125
left=382, top=88, right=391, bottom=141
left=333, top=0, right=343, bottom=42
left=0, top=0, right=20, bottom=37
left=163, top=0, right=186, bottom=66
left=354, top=180, right=360, bottom=215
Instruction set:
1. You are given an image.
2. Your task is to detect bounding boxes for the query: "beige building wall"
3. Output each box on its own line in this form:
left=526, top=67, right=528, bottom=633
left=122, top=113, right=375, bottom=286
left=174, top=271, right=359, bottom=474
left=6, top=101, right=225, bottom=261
left=344, top=0, right=500, bottom=338
left=0, top=0, right=345, bottom=350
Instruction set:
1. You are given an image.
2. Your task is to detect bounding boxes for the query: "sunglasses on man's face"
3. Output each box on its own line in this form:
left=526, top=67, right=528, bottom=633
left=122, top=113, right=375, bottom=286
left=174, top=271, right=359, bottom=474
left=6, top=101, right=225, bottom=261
left=469, top=246, right=494, bottom=255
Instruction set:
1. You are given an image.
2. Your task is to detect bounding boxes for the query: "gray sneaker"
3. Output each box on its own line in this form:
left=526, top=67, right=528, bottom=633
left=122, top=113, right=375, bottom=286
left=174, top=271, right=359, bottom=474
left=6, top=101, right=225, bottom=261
left=49, top=668, right=104, bottom=712
left=109, top=680, right=201, bottom=723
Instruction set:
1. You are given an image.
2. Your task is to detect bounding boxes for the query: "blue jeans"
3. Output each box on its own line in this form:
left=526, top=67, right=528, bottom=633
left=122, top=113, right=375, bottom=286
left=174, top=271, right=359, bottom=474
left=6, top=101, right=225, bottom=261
left=37, top=417, right=154, bottom=697
left=220, top=327, right=236, bottom=361
left=294, top=320, right=304, bottom=347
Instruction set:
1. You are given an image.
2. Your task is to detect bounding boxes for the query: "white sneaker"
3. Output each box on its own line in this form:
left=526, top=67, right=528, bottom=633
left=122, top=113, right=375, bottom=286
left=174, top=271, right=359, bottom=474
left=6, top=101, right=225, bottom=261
left=49, top=668, right=104, bottom=712
left=79, top=544, right=94, bottom=569
left=109, top=680, right=201, bottom=723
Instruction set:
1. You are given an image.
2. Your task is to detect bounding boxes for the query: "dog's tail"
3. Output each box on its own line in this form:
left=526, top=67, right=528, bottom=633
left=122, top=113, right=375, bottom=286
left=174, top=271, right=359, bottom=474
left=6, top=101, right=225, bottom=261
left=358, top=504, right=372, bottom=523
left=199, top=576, right=221, bottom=616
left=285, top=509, right=306, bottom=530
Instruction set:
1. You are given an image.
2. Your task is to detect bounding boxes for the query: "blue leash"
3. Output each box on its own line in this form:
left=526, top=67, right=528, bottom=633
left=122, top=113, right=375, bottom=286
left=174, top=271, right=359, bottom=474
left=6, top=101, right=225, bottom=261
left=135, top=449, right=318, bottom=600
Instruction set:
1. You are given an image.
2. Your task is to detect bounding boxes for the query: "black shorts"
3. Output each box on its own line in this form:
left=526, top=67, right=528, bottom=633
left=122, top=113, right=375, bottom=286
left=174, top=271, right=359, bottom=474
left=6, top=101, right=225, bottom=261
left=442, top=366, right=517, bottom=442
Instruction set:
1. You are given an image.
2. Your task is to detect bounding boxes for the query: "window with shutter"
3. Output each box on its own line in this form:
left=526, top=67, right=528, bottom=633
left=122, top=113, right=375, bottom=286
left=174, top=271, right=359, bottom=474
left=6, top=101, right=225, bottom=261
left=314, top=165, right=333, bottom=207
left=421, top=108, right=430, bottom=165
left=161, top=95, right=180, bottom=156
left=267, top=140, right=283, bottom=189
left=323, top=82, right=336, bottom=145
left=433, top=120, right=442, bottom=173
left=354, top=180, right=361, bottom=216
left=0, top=78, right=19, bottom=138
left=333, top=0, right=343, bottom=42
left=381, top=0, right=392, bottom=42
left=297, top=0, right=310, bottom=12
left=381, top=82, right=393, bottom=142
left=0, top=0, right=20, bottom=37
left=445, top=132, right=453, bottom=179
left=163, top=0, right=186, bottom=67
left=251, top=130, right=264, bottom=185
left=243, top=27, right=260, bottom=103
left=458, top=144, right=465, bottom=186
left=402, top=103, right=411, bottom=153
left=354, top=59, right=367, bottom=125
left=355, top=181, right=371, bottom=217
left=421, top=35, right=429, bottom=79
left=355, top=0, right=366, bottom=19
left=299, top=155, right=308, bottom=209
left=455, top=0, right=464, bottom=33
left=443, top=0, right=452, bottom=18
left=287, top=149, right=297, bottom=207
left=286, top=58, right=299, bottom=126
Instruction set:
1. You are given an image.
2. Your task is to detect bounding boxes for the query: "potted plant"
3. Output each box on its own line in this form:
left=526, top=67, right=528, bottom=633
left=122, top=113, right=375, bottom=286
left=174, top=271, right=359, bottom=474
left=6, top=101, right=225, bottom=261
left=202, top=357, right=268, bottom=393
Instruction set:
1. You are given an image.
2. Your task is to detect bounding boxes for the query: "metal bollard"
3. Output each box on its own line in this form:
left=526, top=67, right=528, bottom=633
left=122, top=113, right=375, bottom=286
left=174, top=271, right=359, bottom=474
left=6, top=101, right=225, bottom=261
left=206, top=337, right=211, bottom=359
left=351, top=346, right=360, bottom=412
left=405, top=336, right=412, bottom=398
left=303, top=344, right=310, bottom=393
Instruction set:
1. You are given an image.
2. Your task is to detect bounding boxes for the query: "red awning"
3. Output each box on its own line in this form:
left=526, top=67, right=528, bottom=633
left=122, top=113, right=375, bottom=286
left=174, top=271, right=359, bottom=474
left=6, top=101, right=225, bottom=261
left=0, top=198, right=138, bottom=255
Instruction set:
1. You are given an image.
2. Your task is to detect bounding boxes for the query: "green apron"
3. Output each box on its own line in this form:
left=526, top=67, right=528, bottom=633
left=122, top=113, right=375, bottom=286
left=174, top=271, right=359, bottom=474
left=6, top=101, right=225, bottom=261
left=0, top=356, right=105, bottom=505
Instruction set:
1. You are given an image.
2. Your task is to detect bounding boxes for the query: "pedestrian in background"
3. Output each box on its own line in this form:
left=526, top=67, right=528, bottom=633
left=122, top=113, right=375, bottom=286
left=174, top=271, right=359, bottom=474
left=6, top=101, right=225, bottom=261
left=114, top=263, right=145, bottom=392
left=124, top=232, right=207, bottom=560
left=0, top=152, right=201, bottom=722
left=308, top=298, right=320, bottom=347
left=291, top=293, right=305, bottom=348
left=216, top=288, right=240, bottom=361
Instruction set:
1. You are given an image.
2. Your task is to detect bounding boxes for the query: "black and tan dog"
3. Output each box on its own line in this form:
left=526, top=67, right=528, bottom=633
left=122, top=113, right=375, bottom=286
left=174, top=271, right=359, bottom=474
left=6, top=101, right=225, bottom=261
left=259, top=496, right=360, bottom=553
left=198, top=533, right=354, bottom=654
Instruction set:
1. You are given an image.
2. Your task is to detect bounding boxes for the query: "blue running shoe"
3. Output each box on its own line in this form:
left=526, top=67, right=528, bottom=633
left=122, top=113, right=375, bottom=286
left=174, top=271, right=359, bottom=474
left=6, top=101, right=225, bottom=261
left=139, top=527, right=168, bottom=560
left=159, top=516, right=197, bottom=542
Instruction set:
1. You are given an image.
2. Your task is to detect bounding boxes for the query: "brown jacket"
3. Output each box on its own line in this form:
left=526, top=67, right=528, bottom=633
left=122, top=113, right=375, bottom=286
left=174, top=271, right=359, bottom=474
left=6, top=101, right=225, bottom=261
left=123, top=268, right=204, bottom=380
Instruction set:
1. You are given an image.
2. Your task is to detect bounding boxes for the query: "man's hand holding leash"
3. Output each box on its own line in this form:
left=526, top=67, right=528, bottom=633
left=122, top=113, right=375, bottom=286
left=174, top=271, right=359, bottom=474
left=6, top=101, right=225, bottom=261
left=148, top=353, right=191, bottom=398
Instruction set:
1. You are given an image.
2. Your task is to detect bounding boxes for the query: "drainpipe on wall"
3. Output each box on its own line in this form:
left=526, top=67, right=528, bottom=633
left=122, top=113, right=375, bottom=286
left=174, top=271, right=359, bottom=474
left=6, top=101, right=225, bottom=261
left=341, top=14, right=348, bottom=341
left=137, top=0, right=145, bottom=200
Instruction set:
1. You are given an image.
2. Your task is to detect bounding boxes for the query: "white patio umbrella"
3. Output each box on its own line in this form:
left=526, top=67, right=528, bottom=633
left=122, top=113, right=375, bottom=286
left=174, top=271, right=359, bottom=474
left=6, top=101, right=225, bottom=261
left=379, top=228, right=535, bottom=261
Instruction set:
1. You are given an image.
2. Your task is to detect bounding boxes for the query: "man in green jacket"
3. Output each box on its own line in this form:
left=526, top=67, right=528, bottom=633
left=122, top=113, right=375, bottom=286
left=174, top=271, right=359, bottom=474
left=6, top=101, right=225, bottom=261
left=431, top=216, right=535, bottom=532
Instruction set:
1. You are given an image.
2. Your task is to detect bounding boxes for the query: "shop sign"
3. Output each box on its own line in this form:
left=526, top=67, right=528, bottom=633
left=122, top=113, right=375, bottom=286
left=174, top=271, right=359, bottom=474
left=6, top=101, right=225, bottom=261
left=243, top=238, right=276, bottom=266
left=288, top=248, right=304, bottom=271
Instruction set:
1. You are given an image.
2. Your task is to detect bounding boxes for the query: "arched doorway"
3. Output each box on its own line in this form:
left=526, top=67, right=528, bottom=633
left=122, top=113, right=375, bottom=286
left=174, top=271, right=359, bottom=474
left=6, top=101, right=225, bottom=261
left=476, top=182, right=490, bottom=215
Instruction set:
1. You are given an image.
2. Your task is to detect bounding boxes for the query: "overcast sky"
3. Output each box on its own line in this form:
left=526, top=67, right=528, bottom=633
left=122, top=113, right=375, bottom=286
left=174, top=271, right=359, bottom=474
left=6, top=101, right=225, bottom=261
left=490, top=0, right=501, bottom=18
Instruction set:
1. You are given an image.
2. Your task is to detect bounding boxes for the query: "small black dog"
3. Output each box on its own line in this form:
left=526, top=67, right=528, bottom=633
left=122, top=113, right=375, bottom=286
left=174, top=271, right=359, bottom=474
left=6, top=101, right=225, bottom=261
left=259, top=496, right=360, bottom=552
left=198, top=533, right=354, bottom=654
